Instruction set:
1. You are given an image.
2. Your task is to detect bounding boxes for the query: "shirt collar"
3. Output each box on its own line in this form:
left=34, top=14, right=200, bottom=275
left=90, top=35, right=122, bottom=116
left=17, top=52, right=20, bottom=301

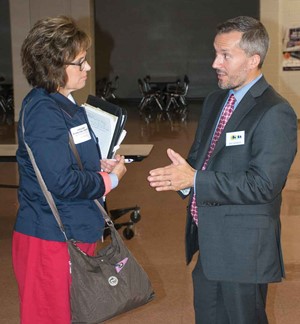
left=231, top=74, right=263, bottom=109
left=50, top=92, right=80, bottom=117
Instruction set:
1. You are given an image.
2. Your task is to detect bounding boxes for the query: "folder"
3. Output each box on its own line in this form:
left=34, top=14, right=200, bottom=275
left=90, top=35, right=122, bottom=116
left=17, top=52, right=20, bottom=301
left=82, top=95, right=127, bottom=158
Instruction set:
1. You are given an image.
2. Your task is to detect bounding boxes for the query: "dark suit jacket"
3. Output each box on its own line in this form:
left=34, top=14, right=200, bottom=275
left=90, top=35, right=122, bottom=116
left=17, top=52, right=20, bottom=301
left=185, top=76, right=298, bottom=284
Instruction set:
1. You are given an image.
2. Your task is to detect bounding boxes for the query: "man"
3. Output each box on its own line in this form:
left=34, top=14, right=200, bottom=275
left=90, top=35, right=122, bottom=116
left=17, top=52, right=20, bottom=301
left=147, top=16, right=297, bottom=324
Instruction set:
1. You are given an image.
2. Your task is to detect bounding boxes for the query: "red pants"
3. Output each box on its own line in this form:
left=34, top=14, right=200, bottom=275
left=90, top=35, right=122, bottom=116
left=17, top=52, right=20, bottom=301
left=12, top=231, right=96, bottom=324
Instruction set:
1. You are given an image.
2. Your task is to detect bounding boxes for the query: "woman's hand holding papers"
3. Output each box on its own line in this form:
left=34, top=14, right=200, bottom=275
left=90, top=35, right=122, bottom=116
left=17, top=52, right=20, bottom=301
left=101, top=154, right=127, bottom=181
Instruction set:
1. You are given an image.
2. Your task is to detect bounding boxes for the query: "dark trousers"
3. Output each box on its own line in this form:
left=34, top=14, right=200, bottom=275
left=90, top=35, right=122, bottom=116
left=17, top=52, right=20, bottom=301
left=192, top=256, right=268, bottom=324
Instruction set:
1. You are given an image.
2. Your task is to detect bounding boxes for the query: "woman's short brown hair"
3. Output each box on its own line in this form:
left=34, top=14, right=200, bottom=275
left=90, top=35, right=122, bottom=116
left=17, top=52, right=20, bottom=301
left=21, top=16, right=91, bottom=93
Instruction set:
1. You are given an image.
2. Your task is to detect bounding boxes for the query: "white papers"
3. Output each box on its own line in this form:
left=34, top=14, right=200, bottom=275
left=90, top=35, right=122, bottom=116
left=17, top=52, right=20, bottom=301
left=112, top=129, right=127, bottom=155
left=83, top=103, right=126, bottom=158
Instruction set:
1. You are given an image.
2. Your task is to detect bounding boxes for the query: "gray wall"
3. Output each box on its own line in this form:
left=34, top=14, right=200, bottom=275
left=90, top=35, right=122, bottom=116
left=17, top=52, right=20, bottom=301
left=1, top=0, right=259, bottom=101
left=95, top=0, right=259, bottom=98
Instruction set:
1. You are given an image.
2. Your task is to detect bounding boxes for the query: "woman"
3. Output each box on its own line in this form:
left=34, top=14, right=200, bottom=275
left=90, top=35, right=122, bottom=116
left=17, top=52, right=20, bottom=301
left=12, top=16, right=126, bottom=323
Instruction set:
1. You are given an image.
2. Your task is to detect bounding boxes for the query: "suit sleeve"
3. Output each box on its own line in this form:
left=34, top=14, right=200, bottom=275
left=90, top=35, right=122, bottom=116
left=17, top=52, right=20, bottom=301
left=195, top=102, right=297, bottom=205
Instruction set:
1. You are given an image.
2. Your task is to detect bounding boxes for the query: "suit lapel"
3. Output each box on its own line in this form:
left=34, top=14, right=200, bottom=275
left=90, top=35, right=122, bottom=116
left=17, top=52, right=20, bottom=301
left=203, top=77, right=269, bottom=168
left=193, top=94, right=228, bottom=170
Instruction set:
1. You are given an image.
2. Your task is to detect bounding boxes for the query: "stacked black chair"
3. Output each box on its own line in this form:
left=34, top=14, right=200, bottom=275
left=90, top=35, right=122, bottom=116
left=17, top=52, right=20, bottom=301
left=108, top=206, right=141, bottom=240
left=137, top=78, right=163, bottom=111
left=165, top=75, right=189, bottom=111
left=0, top=77, right=14, bottom=125
left=96, top=76, right=119, bottom=101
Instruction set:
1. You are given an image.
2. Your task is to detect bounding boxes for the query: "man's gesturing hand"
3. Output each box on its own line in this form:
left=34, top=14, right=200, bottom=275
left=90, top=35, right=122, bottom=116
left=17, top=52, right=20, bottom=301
left=147, top=148, right=196, bottom=191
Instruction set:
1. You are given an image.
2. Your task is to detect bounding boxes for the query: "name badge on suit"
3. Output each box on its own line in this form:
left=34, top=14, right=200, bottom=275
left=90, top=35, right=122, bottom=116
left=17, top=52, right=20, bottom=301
left=226, top=130, right=245, bottom=146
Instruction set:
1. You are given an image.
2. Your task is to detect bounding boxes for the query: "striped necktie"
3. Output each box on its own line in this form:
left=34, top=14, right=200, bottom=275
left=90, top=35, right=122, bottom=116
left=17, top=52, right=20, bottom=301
left=191, top=94, right=236, bottom=225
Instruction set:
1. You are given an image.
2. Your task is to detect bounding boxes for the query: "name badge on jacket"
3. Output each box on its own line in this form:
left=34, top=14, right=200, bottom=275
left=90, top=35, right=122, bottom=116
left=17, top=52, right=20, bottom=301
left=226, top=131, right=245, bottom=146
left=70, top=123, right=91, bottom=144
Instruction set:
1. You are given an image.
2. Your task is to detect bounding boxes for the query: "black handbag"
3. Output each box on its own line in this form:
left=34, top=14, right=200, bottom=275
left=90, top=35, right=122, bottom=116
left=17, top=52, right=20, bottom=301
left=21, top=108, right=155, bottom=323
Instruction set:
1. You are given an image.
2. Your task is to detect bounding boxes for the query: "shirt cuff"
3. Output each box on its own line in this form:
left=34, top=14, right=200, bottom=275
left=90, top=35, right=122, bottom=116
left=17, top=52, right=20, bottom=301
left=99, top=172, right=118, bottom=196
left=193, top=170, right=198, bottom=195
left=109, top=173, right=119, bottom=189
left=180, top=188, right=191, bottom=195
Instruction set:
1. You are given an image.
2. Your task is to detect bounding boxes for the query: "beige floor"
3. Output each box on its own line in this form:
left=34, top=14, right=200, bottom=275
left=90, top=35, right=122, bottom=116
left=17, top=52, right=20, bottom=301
left=0, top=101, right=299, bottom=324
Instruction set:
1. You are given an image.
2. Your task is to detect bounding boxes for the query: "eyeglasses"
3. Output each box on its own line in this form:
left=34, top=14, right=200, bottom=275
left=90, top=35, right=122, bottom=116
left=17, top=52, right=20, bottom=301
left=65, top=58, right=88, bottom=71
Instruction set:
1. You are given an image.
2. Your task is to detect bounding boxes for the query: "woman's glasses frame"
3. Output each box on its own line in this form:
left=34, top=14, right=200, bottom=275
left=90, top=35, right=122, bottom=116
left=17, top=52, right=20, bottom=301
left=65, top=58, right=88, bottom=71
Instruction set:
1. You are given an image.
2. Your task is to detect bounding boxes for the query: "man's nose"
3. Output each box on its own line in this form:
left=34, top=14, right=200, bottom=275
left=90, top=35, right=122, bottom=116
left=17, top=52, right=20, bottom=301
left=212, top=56, right=222, bottom=69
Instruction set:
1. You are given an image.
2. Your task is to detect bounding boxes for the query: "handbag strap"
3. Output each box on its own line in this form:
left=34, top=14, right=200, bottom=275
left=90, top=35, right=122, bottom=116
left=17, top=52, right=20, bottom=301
left=67, top=132, right=112, bottom=225
left=21, top=103, right=114, bottom=242
left=68, top=132, right=84, bottom=170
left=21, top=105, right=68, bottom=240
